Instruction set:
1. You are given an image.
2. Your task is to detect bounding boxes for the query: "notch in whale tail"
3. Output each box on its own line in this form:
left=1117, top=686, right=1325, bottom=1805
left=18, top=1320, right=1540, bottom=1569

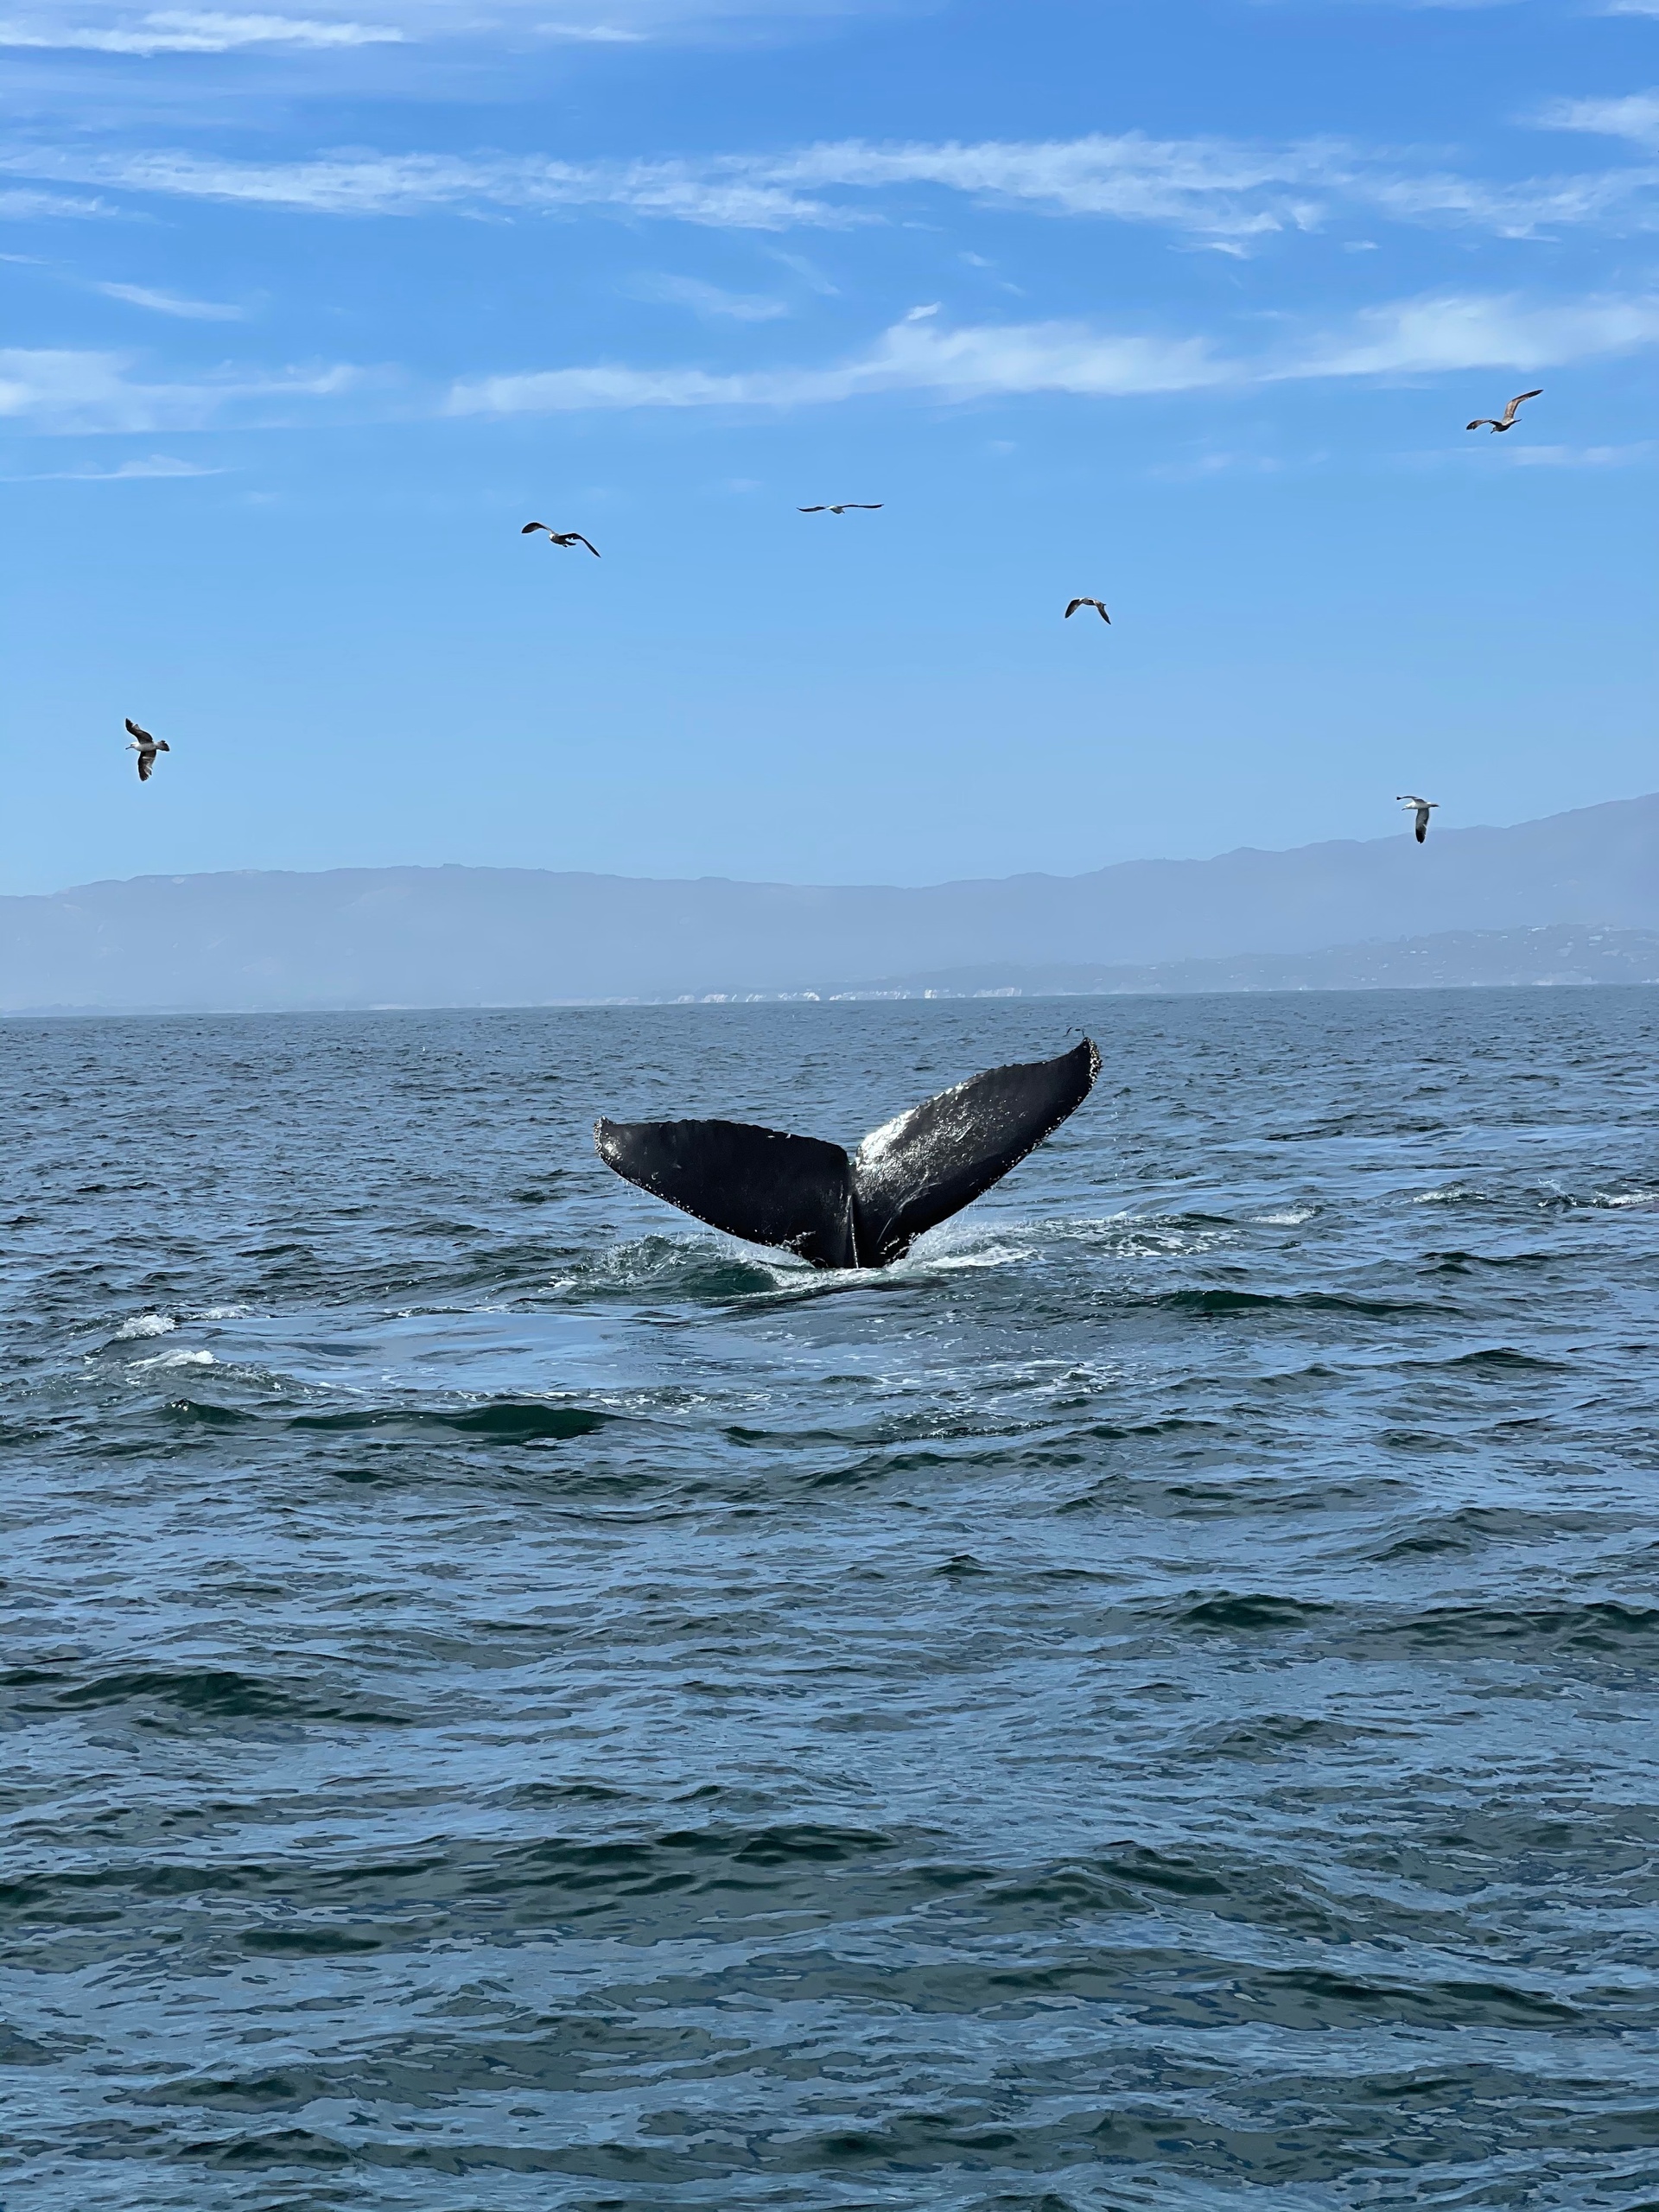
left=594, top=1038, right=1100, bottom=1270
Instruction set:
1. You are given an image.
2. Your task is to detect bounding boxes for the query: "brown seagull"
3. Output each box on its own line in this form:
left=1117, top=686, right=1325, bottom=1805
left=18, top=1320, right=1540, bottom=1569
left=124, top=717, right=169, bottom=783
left=798, top=504, right=883, bottom=514
left=1466, top=389, right=1541, bottom=434
left=1065, top=597, right=1111, bottom=624
left=522, top=523, right=600, bottom=556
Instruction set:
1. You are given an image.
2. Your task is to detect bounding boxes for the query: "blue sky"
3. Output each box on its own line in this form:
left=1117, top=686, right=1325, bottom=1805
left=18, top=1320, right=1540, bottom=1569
left=2, top=0, right=1655, bottom=894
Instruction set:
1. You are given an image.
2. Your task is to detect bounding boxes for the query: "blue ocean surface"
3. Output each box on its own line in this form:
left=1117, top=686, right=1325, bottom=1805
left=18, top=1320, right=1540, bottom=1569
left=3, top=992, right=1659, bottom=2212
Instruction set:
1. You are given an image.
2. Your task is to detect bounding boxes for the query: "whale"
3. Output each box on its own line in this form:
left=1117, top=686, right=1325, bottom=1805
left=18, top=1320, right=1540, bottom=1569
left=594, top=1038, right=1100, bottom=1269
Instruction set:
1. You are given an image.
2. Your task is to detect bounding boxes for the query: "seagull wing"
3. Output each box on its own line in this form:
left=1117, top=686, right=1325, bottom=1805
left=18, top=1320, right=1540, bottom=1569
left=1414, top=810, right=1428, bottom=842
left=124, top=717, right=152, bottom=743
left=849, top=503, right=883, bottom=510
left=1466, top=419, right=1497, bottom=432
left=573, top=534, right=601, bottom=556
left=798, top=505, right=827, bottom=512
left=1094, top=602, right=1110, bottom=623
left=1502, top=389, right=1542, bottom=425
left=136, top=751, right=153, bottom=781
left=521, top=522, right=548, bottom=535
left=1065, top=599, right=1083, bottom=619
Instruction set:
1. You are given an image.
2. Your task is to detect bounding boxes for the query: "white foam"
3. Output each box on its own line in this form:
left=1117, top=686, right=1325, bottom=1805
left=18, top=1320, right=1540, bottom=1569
left=1256, top=1209, right=1314, bottom=1226
left=1604, top=1191, right=1659, bottom=1211
left=924, top=1239, right=1033, bottom=1273
left=132, top=1349, right=214, bottom=1370
left=113, top=1312, right=177, bottom=1340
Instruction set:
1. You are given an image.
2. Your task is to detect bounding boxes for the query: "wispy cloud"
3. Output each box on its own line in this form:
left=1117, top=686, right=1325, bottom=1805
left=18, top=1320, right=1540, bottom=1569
left=13, top=451, right=225, bottom=477
left=94, top=278, right=245, bottom=317
left=3, top=127, right=1651, bottom=240
left=448, top=289, right=1659, bottom=417
left=0, top=7, right=401, bottom=48
left=0, top=345, right=363, bottom=429
left=1276, top=289, right=1659, bottom=378
left=623, top=271, right=788, bottom=319
left=8, top=291, right=1652, bottom=439
left=537, top=19, right=644, bottom=37
left=1536, top=92, right=1659, bottom=151
left=0, top=147, right=848, bottom=226
left=0, top=186, right=115, bottom=218
left=448, top=315, right=1228, bottom=415
left=1503, top=441, right=1656, bottom=467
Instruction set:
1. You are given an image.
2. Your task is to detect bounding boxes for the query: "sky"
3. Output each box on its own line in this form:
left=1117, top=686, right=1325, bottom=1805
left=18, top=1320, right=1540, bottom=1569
left=2, top=0, right=1656, bottom=895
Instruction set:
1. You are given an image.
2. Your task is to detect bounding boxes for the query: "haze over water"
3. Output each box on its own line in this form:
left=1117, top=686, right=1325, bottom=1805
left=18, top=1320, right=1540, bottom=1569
left=5, top=992, right=1659, bottom=2210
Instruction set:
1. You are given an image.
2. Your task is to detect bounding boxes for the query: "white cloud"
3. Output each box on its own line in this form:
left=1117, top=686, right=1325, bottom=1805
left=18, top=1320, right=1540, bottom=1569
left=1536, top=92, right=1659, bottom=151
left=0, top=147, right=848, bottom=225
left=623, top=271, right=788, bottom=319
left=448, top=314, right=1230, bottom=416
left=0, top=7, right=402, bottom=47
left=94, top=278, right=245, bottom=317
left=1281, top=289, right=1659, bottom=378
left=1504, top=441, right=1656, bottom=467
left=0, top=187, right=114, bottom=218
left=0, top=345, right=362, bottom=429
left=448, top=289, right=1659, bottom=417
left=3, top=127, right=1650, bottom=241
left=15, top=452, right=225, bottom=477
left=0, top=0, right=897, bottom=48
left=7, top=291, right=1653, bottom=444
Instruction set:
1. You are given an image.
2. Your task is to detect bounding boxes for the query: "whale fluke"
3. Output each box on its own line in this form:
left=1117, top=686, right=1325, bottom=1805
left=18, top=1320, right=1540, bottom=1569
left=594, top=1039, right=1100, bottom=1269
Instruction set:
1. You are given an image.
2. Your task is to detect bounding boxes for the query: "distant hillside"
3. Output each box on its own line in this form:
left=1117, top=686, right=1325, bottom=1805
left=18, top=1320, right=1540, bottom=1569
left=2, top=794, right=1656, bottom=1013
left=831, top=925, right=1659, bottom=1001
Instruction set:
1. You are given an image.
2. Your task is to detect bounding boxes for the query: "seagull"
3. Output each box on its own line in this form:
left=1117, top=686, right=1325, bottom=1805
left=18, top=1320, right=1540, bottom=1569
left=798, top=504, right=883, bottom=514
left=124, top=717, right=169, bottom=783
left=1466, top=389, right=1541, bottom=435
left=1065, top=597, right=1111, bottom=624
left=521, top=523, right=600, bottom=556
left=1397, top=794, right=1437, bottom=843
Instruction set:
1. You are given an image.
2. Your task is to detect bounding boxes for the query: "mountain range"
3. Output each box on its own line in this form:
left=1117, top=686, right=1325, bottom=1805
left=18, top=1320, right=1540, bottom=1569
left=3, top=793, right=1656, bottom=1013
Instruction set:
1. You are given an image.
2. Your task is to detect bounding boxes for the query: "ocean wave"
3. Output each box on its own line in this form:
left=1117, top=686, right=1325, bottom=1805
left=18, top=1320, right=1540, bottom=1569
left=111, top=1311, right=177, bottom=1340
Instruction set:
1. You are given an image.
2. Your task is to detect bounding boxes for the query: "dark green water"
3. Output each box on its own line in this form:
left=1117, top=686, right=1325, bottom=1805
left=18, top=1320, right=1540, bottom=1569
left=4, top=993, right=1659, bottom=2210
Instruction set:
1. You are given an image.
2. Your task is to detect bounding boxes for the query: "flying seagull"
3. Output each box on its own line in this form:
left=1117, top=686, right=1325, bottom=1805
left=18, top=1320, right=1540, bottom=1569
left=798, top=504, right=883, bottom=514
left=1065, top=597, right=1111, bottom=624
left=1466, top=389, right=1541, bottom=435
left=1397, top=794, right=1437, bottom=843
left=521, top=523, right=600, bottom=556
left=124, top=717, right=169, bottom=783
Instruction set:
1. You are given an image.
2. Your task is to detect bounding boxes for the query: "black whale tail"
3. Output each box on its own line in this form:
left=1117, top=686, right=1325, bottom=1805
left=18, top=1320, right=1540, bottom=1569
left=594, top=1039, right=1100, bottom=1270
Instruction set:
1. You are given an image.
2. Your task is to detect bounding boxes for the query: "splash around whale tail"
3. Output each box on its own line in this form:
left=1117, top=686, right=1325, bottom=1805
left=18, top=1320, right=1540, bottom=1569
left=594, top=1038, right=1101, bottom=1269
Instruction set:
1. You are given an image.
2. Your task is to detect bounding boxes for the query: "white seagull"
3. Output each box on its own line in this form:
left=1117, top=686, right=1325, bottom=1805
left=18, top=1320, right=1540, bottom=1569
left=797, top=503, right=883, bottom=514
left=1065, top=597, right=1110, bottom=624
left=1466, top=390, right=1541, bottom=435
left=1397, top=795, right=1437, bottom=844
left=521, top=523, right=600, bottom=556
left=124, top=717, right=169, bottom=783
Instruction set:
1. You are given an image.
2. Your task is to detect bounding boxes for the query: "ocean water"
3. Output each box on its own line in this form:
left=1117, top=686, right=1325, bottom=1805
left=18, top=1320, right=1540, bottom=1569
left=4, top=992, right=1659, bottom=2212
